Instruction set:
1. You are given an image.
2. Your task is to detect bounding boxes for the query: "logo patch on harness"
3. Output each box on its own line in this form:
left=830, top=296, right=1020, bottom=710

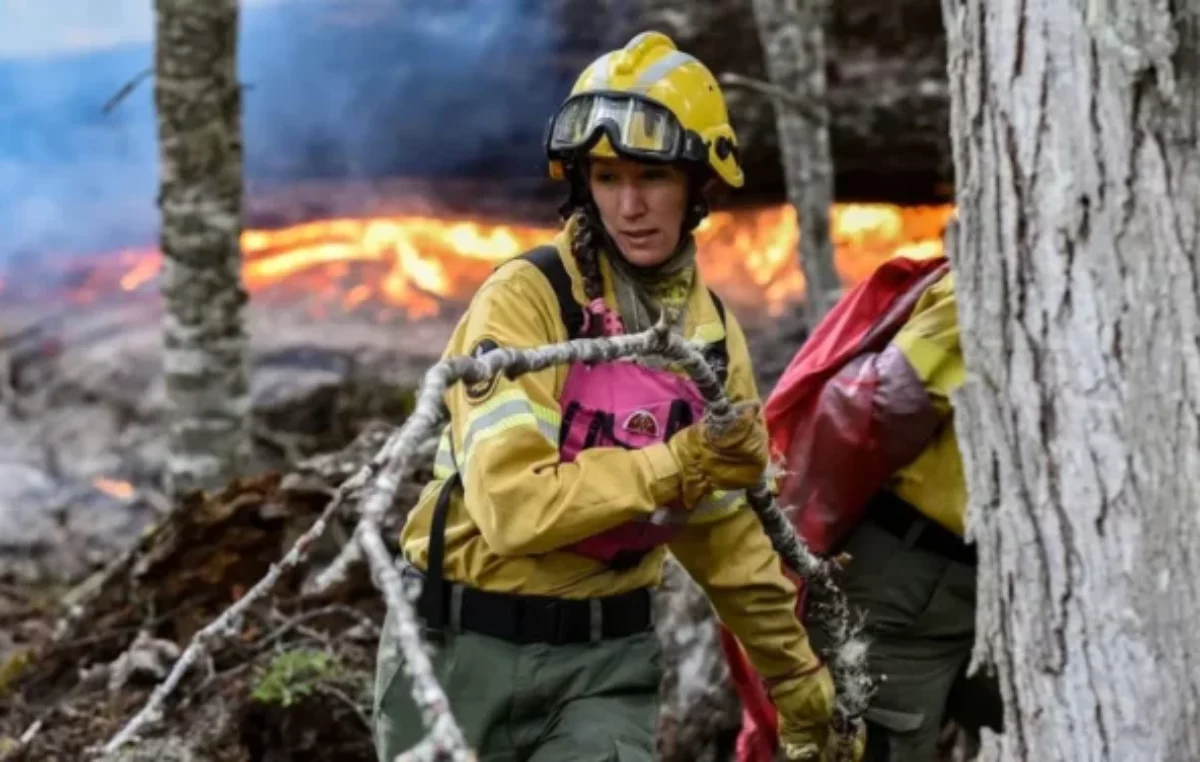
left=622, top=409, right=661, bottom=438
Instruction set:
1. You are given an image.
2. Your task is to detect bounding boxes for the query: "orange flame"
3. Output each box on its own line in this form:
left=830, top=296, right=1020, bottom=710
left=94, top=477, right=135, bottom=500
left=80, top=202, right=953, bottom=319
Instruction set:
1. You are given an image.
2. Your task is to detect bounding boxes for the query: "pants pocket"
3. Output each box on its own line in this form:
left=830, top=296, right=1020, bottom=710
left=864, top=707, right=927, bottom=762
left=866, top=706, right=925, bottom=734
left=372, top=614, right=460, bottom=761
left=609, top=737, right=655, bottom=761
left=842, top=523, right=948, bottom=634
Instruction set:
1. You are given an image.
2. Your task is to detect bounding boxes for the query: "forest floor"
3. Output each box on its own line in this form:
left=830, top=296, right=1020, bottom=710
left=0, top=437, right=415, bottom=762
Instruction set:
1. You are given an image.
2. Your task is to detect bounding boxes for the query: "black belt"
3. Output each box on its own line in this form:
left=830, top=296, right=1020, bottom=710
left=405, top=565, right=654, bottom=645
left=866, top=491, right=977, bottom=566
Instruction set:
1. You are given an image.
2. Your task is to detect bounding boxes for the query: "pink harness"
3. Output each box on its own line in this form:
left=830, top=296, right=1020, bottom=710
left=558, top=304, right=708, bottom=568
left=554, top=264, right=727, bottom=568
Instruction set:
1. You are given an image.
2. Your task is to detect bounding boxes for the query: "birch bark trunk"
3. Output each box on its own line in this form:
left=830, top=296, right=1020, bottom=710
left=749, top=0, right=843, bottom=325
left=655, top=560, right=740, bottom=762
left=943, top=0, right=1200, bottom=758
left=155, top=0, right=251, bottom=498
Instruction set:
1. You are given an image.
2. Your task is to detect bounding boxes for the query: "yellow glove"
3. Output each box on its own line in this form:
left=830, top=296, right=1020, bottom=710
left=772, top=664, right=836, bottom=760
left=665, top=402, right=769, bottom=509
left=817, top=722, right=867, bottom=762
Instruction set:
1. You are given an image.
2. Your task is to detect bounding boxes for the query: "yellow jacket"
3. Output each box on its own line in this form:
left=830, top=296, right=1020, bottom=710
left=401, top=227, right=817, bottom=682
left=889, top=271, right=968, bottom=535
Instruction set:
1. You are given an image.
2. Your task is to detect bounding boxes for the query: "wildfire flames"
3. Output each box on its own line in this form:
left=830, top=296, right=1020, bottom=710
left=30, top=203, right=954, bottom=321
left=93, top=476, right=135, bottom=500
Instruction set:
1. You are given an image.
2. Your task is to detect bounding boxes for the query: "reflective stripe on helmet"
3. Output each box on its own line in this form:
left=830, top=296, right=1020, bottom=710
left=585, top=52, right=614, bottom=90
left=630, top=50, right=696, bottom=94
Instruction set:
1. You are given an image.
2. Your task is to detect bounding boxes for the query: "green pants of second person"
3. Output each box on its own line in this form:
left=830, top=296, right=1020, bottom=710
left=372, top=612, right=662, bottom=762
left=810, top=512, right=1004, bottom=761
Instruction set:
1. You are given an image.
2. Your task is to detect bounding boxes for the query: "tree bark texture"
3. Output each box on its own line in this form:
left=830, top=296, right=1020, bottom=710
left=749, top=0, right=842, bottom=325
left=943, top=0, right=1200, bottom=758
left=156, top=0, right=252, bottom=498
left=655, top=560, right=740, bottom=762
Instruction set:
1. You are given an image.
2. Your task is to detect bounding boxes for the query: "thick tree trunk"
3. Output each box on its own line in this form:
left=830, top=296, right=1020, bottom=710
left=155, top=0, right=251, bottom=497
left=943, top=0, right=1200, bottom=758
left=749, top=0, right=843, bottom=325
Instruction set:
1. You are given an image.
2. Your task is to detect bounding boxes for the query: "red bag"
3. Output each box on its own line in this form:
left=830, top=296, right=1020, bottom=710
left=723, top=255, right=949, bottom=762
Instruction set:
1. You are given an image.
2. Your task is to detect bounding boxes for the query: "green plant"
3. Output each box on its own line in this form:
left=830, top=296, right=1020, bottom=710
left=251, top=648, right=340, bottom=708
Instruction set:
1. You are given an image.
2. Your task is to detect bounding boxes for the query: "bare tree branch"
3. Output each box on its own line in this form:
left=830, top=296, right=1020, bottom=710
left=99, top=472, right=360, bottom=754
left=101, top=68, right=153, bottom=115
left=719, top=72, right=827, bottom=125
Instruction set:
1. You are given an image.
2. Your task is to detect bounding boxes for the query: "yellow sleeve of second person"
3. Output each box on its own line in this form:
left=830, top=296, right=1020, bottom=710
left=891, top=271, right=965, bottom=409
left=667, top=306, right=818, bottom=681
left=446, top=263, right=684, bottom=558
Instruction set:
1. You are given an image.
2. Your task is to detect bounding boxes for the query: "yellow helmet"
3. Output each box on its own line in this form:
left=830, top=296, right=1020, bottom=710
left=545, top=31, right=744, bottom=189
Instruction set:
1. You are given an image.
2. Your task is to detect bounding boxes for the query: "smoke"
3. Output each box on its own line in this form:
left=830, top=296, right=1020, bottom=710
left=240, top=0, right=569, bottom=180
left=0, top=0, right=572, bottom=269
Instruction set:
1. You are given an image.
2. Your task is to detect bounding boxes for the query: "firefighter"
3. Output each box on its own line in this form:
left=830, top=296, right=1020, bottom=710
left=818, top=266, right=1003, bottom=760
left=725, top=246, right=1004, bottom=761
left=371, top=31, right=846, bottom=762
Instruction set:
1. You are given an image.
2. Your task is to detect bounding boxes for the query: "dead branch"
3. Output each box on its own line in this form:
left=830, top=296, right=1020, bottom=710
left=102, top=68, right=153, bottom=115
left=316, top=683, right=372, bottom=732
left=719, top=72, right=827, bottom=125
left=98, top=470, right=363, bottom=754
left=253, top=604, right=378, bottom=652
left=304, top=433, right=437, bottom=596
left=305, top=537, right=364, bottom=594
left=0, top=718, right=44, bottom=762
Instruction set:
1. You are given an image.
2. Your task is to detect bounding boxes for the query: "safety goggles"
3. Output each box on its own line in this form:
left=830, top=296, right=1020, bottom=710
left=545, top=91, right=708, bottom=166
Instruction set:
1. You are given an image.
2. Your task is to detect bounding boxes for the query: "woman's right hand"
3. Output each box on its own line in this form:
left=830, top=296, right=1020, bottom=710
left=666, top=402, right=770, bottom=509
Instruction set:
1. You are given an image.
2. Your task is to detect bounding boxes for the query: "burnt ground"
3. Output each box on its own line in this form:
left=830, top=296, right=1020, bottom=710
left=0, top=472, right=395, bottom=762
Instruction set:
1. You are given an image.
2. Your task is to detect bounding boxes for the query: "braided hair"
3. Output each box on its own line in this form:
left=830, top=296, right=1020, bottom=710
left=568, top=208, right=609, bottom=316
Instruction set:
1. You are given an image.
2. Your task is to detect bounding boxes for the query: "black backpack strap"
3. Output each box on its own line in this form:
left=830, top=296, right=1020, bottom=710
left=420, top=431, right=460, bottom=639
left=510, top=244, right=585, bottom=339
left=706, top=288, right=730, bottom=387
left=423, top=245, right=582, bottom=634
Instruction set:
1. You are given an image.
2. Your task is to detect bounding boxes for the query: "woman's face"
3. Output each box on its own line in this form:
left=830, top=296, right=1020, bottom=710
left=587, top=157, right=689, bottom=267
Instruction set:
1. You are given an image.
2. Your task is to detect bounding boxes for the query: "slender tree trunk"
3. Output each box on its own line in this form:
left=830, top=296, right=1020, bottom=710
left=943, top=0, right=1200, bottom=758
left=749, top=0, right=842, bottom=326
left=155, top=0, right=251, bottom=498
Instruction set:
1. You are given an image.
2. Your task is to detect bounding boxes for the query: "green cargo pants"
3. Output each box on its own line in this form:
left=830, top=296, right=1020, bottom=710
left=372, top=610, right=662, bottom=761
left=810, top=516, right=1003, bottom=761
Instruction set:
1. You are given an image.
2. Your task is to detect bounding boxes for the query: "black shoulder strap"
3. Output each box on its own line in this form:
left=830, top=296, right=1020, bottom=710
left=514, top=245, right=585, bottom=339
left=420, top=431, right=460, bottom=639
left=706, top=287, right=730, bottom=386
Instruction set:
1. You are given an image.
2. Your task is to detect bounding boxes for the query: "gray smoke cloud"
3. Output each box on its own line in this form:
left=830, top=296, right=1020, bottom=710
left=0, top=0, right=571, bottom=277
